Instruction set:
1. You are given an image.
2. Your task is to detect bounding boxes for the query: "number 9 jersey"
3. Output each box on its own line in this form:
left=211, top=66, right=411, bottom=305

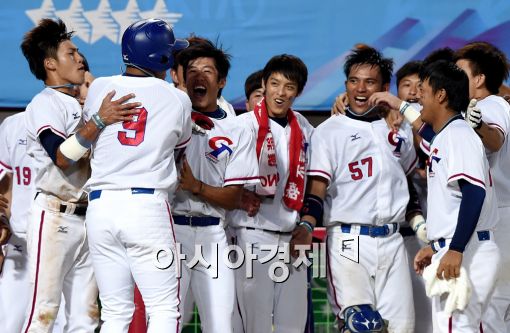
left=83, top=75, right=192, bottom=192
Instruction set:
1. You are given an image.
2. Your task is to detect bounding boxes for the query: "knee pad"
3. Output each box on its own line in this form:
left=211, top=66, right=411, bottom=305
left=340, top=304, right=386, bottom=333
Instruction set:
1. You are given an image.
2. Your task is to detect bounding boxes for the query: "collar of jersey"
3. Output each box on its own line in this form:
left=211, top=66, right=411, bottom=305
left=122, top=72, right=152, bottom=78
left=430, top=113, right=464, bottom=145
left=345, top=106, right=381, bottom=123
left=196, top=106, right=227, bottom=119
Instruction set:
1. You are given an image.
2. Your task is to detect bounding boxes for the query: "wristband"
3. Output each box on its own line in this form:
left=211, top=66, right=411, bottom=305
left=399, top=101, right=420, bottom=124
left=298, top=220, right=314, bottom=233
left=91, top=113, right=106, bottom=130
left=59, top=134, right=89, bottom=162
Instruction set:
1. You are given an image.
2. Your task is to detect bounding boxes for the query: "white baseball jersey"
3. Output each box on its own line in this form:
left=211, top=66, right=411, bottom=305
left=172, top=110, right=259, bottom=221
left=83, top=75, right=192, bottom=191
left=308, top=115, right=416, bottom=226
left=477, top=95, right=510, bottom=207
left=217, top=96, right=237, bottom=117
left=24, top=88, right=89, bottom=202
left=426, top=117, right=498, bottom=240
left=228, top=111, right=314, bottom=232
left=0, top=113, right=35, bottom=233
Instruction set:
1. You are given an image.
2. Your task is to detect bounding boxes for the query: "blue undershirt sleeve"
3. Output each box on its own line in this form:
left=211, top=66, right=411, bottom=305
left=449, top=179, right=486, bottom=253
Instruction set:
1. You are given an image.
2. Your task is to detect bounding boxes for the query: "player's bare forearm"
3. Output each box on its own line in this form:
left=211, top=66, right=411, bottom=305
left=300, top=176, right=328, bottom=227
left=476, top=122, right=504, bottom=152
left=196, top=184, right=244, bottom=211
left=0, top=175, right=12, bottom=219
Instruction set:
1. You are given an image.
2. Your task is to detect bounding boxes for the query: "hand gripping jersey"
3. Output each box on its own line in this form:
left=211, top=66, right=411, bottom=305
left=24, top=88, right=90, bottom=202
left=476, top=95, right=510, bottom=207
left=307, top=114, right=416, bottom=226
left=426, top=118, right=498, bottom=241
left=228, top=111, right=314, bottom=232
left=83, top=75, right=192, bottom=192
left=0, top=113, right=36, bottom=233
left=171, top=110, right=259, bottom=222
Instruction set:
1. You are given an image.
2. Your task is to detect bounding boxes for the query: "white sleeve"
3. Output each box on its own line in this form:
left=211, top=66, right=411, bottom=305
left=176, top=94, right=192, bottom=149
left=481, top=99, right=510, bottom=138
left=27, top=96, right=67, bottom=139
left=399, top=126, right=418, bottom=175
left=82, top=79, right=107, bottom=122
left=306, top=128, right=334, bottom=183
left=0, top=119, right=12, bottom=179
left=223, top=126, right=259, bottom=186
left=447, top=130, right=487, bottom=190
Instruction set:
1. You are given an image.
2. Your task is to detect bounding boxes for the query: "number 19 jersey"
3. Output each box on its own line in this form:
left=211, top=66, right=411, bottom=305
left=83, top=75, right=192, bottom=192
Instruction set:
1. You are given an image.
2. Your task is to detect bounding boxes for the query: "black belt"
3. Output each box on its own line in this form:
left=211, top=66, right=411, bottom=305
left=245, top=226, right=292, bottom=235
left=35, top=192, right=87, bottom=216
left=172, top=215, right=220, bottom=227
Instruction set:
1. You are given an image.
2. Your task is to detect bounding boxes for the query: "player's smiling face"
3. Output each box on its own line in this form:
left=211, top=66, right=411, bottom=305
left=263, top=72, right=298, bottom=118
left=186, top=57, right=225, bottom=112
left=398, top=74, right=421, bottom=104
left=49, top=40, right=85, bottom=86
left=345, top=64, right=387, bottom=115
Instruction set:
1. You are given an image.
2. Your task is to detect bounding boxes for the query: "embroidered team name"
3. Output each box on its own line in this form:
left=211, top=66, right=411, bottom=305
left=206, top=136, right=233, bottom=163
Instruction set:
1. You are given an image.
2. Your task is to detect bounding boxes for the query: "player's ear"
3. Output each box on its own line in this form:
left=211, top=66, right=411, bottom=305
left=44, top=57, right=57, bottom=71
left=436, top=88, right=447, bottom=104
left=218, top=77, right=226, bottom=89
left=475, top=73, right=486, bottom=90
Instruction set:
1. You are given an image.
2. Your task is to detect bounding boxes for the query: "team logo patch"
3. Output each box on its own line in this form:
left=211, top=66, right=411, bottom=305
left=387, top=130, right=405, bottom=157
left=427, top=148, right=441, bottom=176
left=350, top=133, right=361, bottom=141
left=57, top=226, right=68, bottom=234
left=18, top=138, right=27, bottom=145
left=206, top=136, right=233, bottom=163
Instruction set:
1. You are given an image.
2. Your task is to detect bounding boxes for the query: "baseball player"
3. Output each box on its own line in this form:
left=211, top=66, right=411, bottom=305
left=171, top=36, right=237, bottom=117
left=244, top=70, right=264, bottom=111
left=229, top=54, right=314, bottom=333
left=394, top=60, right=433, bottom=333
left=0, top=112, right=35, bottom=333
left=454, top=42, right=510, bottom=333
left=372, top=60, right=500, bottom=332
left=83, top=18, right=191, bottom=332
left=302, top=46, right=417, bottom=332
left=170, top=41, right=258, bottom=333
left=21, top=18, right=138, bottom=333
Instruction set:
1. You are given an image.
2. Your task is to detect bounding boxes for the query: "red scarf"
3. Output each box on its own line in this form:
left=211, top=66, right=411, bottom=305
left=253, top=98, right=306, bottom=211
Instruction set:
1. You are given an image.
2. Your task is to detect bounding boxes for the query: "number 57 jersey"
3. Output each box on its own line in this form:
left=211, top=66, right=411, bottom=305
left=83, top=75, right=192, bottom=192
left=307, top=115, right=416, bottom=227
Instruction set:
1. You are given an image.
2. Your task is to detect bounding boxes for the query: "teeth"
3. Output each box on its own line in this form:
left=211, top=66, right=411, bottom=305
left=355, top=96, right=367, bottom=101
left=275, top=99, right=284, bottom=104
left=194, top=85, right=206, bottom=90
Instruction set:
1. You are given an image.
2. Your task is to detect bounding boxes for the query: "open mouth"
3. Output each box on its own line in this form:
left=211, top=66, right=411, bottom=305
left=192, top=85, right=207, bottom=98
left=354, top=96, right=368, bottom=107
left=274, top=98, right=285, bottom=106
left=407, top=98, right=419, bottom=103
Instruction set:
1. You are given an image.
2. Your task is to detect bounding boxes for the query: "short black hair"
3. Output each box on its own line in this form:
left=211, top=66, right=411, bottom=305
left=396, top=61, right=422, bottom=88
left=422, top=47, right=455, bottom=67
left=245, top=70, right=263, bottom=100
left=420, top=60, right=469, bottom=113
left=172, top=35, right=214, bottom=71
left=262, top=54, right=308, bottom=95
left=454, top=42, right=510, bottom=95
left=20, top=18, right=74, bottom=81
left=179, top=41, right=231, bottom=97
left=343, top=46, right=393, bottom=85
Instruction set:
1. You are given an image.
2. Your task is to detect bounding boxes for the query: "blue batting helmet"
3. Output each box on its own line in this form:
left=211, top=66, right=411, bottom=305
left=121, top=18, right=188, bottom=73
